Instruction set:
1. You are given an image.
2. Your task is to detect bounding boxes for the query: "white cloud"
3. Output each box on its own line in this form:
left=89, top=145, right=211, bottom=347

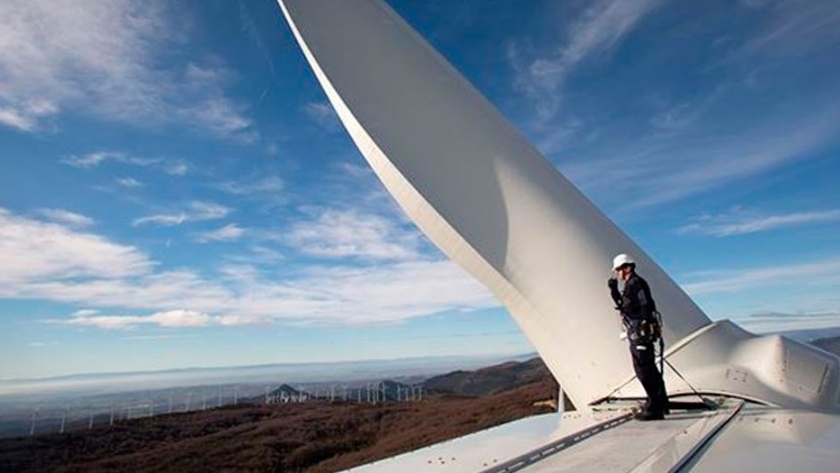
left=338, top=162, right=375, bottom=180
left=62, top=151, right=160, bottom=169
left=0, top=107, right=34, bottom=131
left=63, top=152, right=111, bottom=168
left=27, top=259, right=495, bottom=328
left=219, top=264, right=261, bottom=282
left=286, top=210, right=421, bottom=260
left=72, top=309, right=100, bottom=317
left=298, top=261, right=496, bottom=324
left=136, top=309, right=213, bottom=328
left=165, top=162, right=189, bottom=176
left=36, top=208, right=94, bottom=227
left=682, top=259, right=840, bottom=295
left=303, top=101, right=340, bottom=130
left=250, top=246, right=285, bottom=261
left=123, top=334, right=186, bottom=341
left=62, top=151, right=190, bottom=179
left=116, top=177, right=144, bottom=188
left=0, top=207, right=496, bottom=328
left=648, top=88, right=725, bottom=132
left=188, top=201, right=231, bottom=220
left=0, top=100, right=58, bottom=131
left=734, top=311, right=840, bottom=334
left=224, top=246, right=286, bottom=267
left=0, top=0, right=254, bottom=139
left=67, top=309, right=213, bottom=330
left=183, top=89, right=255, bottom=141
left=132, top=201, right=232, bottom=227
left=132, top=214, right=186, bottom=227
left=196, top=224, right=245, bottom=243
left=219, top=176, right=284, bottom=196
left=678, top=208, right=840, bottom=237
left=0, top=208, right=154, bottom=286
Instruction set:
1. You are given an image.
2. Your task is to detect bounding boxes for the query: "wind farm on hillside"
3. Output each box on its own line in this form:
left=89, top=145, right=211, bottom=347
left=0, top=357, right=559, bottom=472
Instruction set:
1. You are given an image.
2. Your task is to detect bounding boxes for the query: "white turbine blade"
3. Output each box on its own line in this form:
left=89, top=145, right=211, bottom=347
left=278, top=0, right=710, bottom=408
left=278, top=0, right=840, bottom=412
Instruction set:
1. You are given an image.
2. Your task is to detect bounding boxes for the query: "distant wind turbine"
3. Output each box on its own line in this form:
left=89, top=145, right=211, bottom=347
left=29, top=409, right=37, bottom=437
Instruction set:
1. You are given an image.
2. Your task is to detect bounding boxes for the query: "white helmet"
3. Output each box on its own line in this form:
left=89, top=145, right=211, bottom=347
left=612, top=253, right=635, bottom=270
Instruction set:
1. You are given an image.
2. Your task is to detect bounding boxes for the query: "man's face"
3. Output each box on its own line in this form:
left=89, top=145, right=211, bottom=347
left=616, top=265, right=632, bottom=281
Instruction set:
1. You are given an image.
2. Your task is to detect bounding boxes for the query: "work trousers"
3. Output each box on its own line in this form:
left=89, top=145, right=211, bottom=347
left=630, top=341, right=668, bottom=414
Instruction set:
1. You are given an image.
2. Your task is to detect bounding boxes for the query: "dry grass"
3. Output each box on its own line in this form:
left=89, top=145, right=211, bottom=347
left=0, top=373, right=558, bottom=472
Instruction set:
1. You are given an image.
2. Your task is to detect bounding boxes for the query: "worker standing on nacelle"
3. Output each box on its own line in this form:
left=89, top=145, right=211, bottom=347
left=609, top=254, right=668, bottom=421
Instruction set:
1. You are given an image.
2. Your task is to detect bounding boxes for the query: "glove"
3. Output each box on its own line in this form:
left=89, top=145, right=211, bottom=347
left=607, top=278, right=618, bottom=291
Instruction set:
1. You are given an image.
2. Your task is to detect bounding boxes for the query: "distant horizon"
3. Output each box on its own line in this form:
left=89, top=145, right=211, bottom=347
left=11, top=320, right=839, bottom=383
left=0, top=351, right=538, bottom=384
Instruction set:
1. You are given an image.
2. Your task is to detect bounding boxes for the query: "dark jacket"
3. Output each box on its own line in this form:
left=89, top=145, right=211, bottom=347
left=611, top=273, right=656, bottom=323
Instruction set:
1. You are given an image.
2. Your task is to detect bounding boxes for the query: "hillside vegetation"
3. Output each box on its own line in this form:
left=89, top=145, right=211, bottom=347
left=0, top=359, right=558, bottom=473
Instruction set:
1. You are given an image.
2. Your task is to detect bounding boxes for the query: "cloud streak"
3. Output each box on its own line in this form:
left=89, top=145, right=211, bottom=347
left=682, top=258, right=840, bottom=295
left=733, top=0, right=840, bottom=60
left=66, top=309, right=214, bottom=330
left=36, top=208, right=94, bottom=228
left=132, top=201, right=232, bottom=227
left=219, top=176, right=284, bottom=196
left=302, top=101, right=340, bottom=131
left=509, top=0, right=662, bottom=122
left=196, top=224, right=245, bottom=243
left=62, top=151, right=189, bottom=177
left=0, top=100, right=58, bottom=132
left=561, top=96, right=840, bottom=210
left=678, top=208, right=840, bottom=237
left=501, top=0, right=840, bottom=211
left=62, top=151, right=160, bottom=169
left=116, top=177, right=144, bottom=189
left=734, top=310, right=840, bottom=334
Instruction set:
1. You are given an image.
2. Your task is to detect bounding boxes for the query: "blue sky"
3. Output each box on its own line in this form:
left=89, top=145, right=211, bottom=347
left=2, top=0, right=839, bottom=380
